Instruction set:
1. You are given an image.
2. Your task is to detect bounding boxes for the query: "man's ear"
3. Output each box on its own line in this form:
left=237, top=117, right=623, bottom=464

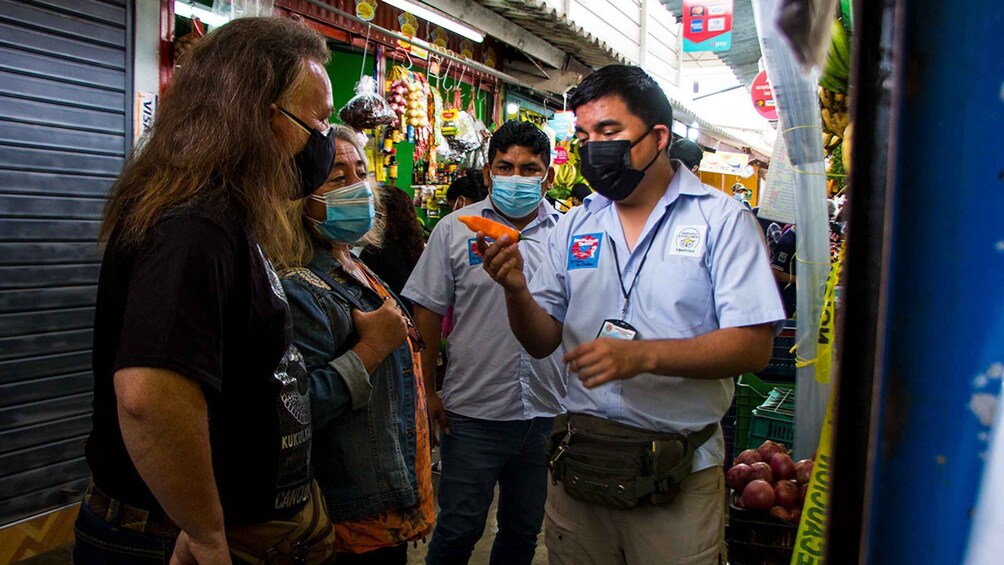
left=544, top=166, right=556, bottom=191
left=482, top=164, right=492, bottom=193
left=655, top=125, right=671, bottom=153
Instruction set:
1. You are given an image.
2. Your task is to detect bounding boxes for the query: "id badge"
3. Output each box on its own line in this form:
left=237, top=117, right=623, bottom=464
left=596, top=319, right=639, bottom=340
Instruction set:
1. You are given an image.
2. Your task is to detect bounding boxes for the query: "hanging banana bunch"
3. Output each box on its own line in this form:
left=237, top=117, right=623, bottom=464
left=819, top=86, right=848, bottom=152
left=818, top=13, right=852, bottom=158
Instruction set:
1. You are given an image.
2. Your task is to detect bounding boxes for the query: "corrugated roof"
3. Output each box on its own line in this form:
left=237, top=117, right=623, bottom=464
left=472, top=0, right=629, bottom=68
left=471, top=0, right=759, bottom=151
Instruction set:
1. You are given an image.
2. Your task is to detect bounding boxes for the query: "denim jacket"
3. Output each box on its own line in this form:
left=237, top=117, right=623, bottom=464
left=280, top=248, right=420, bottom=522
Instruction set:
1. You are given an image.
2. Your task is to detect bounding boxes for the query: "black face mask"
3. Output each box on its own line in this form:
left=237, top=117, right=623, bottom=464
left=579, top=128, right=661, bottom=201
left=279, top=107, right=336, bottom=199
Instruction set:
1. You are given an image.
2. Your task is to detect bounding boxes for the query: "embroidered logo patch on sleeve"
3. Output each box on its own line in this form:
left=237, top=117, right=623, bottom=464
left=567, top=233, right=604, bottom=270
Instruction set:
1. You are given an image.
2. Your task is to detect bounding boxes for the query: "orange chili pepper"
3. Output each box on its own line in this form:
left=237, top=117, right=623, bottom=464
left=457, top=216, right=534, bottom=242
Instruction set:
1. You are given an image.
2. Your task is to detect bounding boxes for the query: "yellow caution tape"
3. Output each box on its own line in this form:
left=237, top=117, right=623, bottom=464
left=793, top=242, right=843, bottom=384
left=790, top=392, right=835, bottom=564
left=814, top=250, right=841, bottom=384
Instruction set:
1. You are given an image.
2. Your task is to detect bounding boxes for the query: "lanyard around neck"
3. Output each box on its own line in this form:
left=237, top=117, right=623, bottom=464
left=606, top=215, right=669, bottom=319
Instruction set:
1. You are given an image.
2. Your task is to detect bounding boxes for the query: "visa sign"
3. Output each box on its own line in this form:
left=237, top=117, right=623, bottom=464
left=682, top=0, right=733, bottom=52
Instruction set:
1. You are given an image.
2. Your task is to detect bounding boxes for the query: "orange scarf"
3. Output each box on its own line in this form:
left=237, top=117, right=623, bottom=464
left=333, top=269, right=435, bottom=553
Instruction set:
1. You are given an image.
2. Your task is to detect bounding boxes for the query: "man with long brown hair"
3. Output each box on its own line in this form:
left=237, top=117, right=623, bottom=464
left=75, top=17, right=337, bottom=564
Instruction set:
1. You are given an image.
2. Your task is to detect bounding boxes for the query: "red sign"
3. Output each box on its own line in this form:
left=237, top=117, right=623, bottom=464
left=751, top=70, right=778, bottom=121
left=571, top=235, right=599, bottom=261
left=553, top=146, right=569, bottom=165
left=682, top=0, right=733, bottom=52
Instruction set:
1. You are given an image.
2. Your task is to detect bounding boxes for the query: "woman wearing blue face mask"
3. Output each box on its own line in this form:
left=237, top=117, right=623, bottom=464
left=274, top=125, right=434, bottom=564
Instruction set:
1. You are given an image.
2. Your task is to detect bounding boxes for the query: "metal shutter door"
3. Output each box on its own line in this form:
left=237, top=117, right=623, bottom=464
left=0, top=0, right=130, bottom=524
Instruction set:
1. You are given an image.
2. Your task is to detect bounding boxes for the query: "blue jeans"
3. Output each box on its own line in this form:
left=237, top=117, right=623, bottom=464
left=73, top=501, right=176, bottom=564
left=426, top=412, right=553, bottom=565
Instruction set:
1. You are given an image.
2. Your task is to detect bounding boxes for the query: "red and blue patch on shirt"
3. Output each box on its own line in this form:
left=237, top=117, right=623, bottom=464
left=467, top=237, right=493, bottom=266
left=568, top=233, right=603, bottom=270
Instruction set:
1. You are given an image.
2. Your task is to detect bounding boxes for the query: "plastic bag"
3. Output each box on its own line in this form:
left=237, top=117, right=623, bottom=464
left=449, top=111, right=480, bottom=153
left=213, top=0, right=274, bottom=19
left=338, top=76, right=396, bottom=130
left=432, top=88, right=448, bottom=149
left=470, top=117, right=490, bottom=146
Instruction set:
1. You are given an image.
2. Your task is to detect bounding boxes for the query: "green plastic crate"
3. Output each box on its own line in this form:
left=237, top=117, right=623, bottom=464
left=748, top=408, right=795, bottom=451
left=733, top=373, right=794, bottom=457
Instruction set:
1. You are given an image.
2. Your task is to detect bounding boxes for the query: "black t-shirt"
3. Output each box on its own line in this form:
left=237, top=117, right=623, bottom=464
left=359, top=240, right=417, bottom=297
left=771, top=228, right=797, bottom=318
left=829, top=221, right=845, bottom=262
left=87, top=203, right=312, bottom=524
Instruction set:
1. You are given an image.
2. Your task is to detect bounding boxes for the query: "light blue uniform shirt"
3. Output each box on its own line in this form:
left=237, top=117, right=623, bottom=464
left=528, top=163, right=785, bottom=471
left=403, top=198, right=565, bottom=421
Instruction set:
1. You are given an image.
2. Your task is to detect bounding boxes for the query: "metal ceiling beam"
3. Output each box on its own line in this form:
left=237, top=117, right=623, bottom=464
left=504, top=60, right=583, bottom=94
left=300, top=0, right=559, bottom=98
left=419, top=0, right=568, bottom=69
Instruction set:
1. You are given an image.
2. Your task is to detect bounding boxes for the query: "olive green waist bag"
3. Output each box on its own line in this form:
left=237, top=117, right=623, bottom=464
left=547, top=413, right=717, bottom=510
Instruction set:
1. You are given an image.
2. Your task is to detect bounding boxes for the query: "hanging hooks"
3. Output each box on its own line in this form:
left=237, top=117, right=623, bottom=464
left=396, top=46, right=413, bottom=70
left=441, top=59, right=455, bottom=90
left=476, top=77, right=484, bottom=112
left=358, top=24, right=373, bottom=79
left=455, top=64, right=466, bottom=95
left=187, top=0, right=206, bottom=36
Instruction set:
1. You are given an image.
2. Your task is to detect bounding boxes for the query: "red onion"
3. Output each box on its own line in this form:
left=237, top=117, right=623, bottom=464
left=794, top=459, right=814, bottom=484
left=742, top=479, right=775, bottom=510
left=799, top=483, right=809, bottom=507
left=757, top=440, right=788, bottom=462
left=774, top=479, right=800, bottom=508
left=769, top=453, right=796, bottom=481
left=735, top=449, right=762, bottom=466
left=726, top=464, right=753, bottom=493
left=769, top=505, right=791, bottom=522
left=790, top=507, right=802, bottom=524
left=748, top=461, right=773, bottom=484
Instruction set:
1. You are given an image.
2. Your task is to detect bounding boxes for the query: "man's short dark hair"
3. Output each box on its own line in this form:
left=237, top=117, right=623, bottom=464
left=446, top=169, right=487, bottom=202
left=487, top=120, right=551, bottom=168
left=669, top=139, right=704, bottom=171
left=568, top=65, right=674, bottom=136
left=571, top=183, right=592, bottom=202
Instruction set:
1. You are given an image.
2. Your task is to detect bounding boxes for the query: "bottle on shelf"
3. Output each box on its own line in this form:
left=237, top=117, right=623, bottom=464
left=382, top=127, right=394, bottom=155
left=425, top=186, right=440, bottom=219
left=414, top=159, right=426, bottom=186
left=435, top=186, right=448, bottom=217
left=428, top=160, right=439, bottom=185
left=388, top=149, right=398, bottom=186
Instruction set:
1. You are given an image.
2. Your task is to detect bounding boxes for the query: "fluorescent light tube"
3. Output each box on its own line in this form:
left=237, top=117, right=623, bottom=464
left=383, top=0, right=485, bottom=43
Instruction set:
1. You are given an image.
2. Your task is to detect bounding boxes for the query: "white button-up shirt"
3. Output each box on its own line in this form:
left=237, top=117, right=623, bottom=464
left=403, top=198, right=565, bottom=421
left=528, top=164, right=786, bottom=470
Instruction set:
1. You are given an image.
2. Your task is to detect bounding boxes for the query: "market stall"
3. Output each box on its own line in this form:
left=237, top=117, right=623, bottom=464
left=165, top=0, right=573, bottom=230
left=720, top=1, right=854, bottom=562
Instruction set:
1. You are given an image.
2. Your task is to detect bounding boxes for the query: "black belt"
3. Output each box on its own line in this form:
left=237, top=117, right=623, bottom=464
left=84, top=483, right=181, bottom=539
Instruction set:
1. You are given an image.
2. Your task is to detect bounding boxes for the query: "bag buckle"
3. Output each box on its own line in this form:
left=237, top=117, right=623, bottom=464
left=548, top=442, right=567, bottom=471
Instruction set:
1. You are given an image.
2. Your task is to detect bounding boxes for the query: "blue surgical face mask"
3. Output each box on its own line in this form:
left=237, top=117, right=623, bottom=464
left=490, top=174, right=544, bottom=219
left=309, top=180, right=374, bottom=243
